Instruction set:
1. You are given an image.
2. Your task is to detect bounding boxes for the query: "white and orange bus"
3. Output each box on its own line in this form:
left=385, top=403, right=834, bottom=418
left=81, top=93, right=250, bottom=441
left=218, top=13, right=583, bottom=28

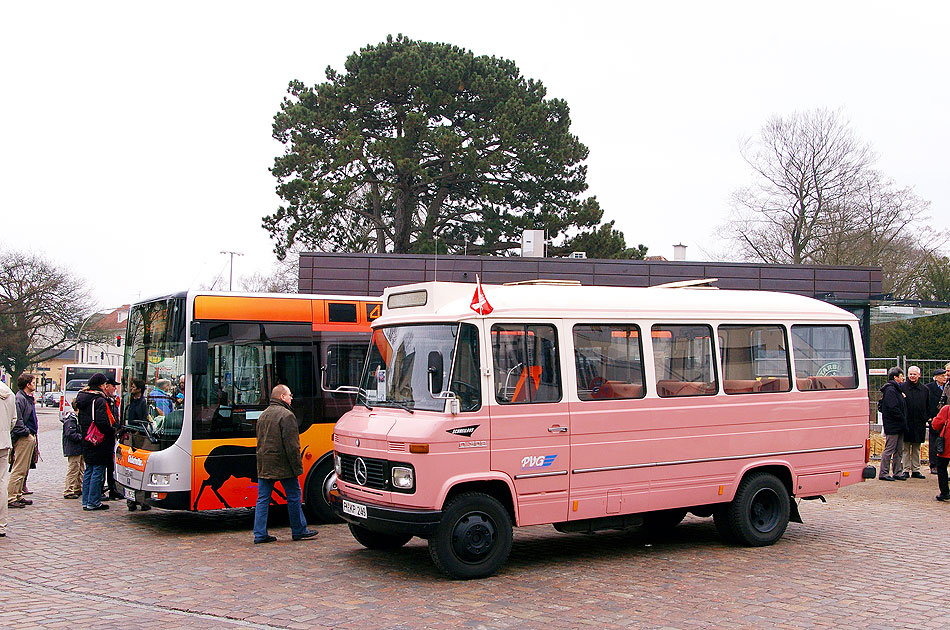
left=329, top=280, right=872, bottom=578
left=115, top=290, right=380, bottom=521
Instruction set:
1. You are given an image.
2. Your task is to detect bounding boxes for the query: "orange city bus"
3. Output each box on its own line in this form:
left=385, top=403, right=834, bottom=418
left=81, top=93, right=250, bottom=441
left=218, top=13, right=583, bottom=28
left=115, top=290, right=379, bottom=521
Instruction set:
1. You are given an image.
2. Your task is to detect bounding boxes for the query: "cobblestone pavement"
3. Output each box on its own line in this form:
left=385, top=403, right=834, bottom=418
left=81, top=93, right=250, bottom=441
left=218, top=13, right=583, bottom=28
left=3, top=407, right=949, bottom=630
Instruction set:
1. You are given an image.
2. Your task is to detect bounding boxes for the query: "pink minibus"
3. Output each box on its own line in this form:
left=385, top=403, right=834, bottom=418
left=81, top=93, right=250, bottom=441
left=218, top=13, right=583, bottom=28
left=329, top=281, right=872, bottom=579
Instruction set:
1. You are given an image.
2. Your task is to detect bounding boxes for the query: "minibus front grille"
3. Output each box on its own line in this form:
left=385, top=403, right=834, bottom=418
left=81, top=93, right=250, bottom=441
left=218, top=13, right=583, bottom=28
left=338, top=453, right=388, bottom=490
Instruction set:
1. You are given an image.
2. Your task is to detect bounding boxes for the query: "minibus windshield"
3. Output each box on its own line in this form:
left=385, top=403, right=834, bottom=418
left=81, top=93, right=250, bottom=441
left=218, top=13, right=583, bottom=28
left=360, top=323, right=480, bottom=413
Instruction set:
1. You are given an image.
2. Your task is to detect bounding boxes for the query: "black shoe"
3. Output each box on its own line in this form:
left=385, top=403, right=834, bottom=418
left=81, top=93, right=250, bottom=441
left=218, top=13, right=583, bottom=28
left=7, top=500, right=26, bottom=508
left=83, top=504, right=110, bottom=511
left=879, top=475, right=894, bottom=481
left=911, top=472, right=926, bottom=479
left=894, top=473, right=909, bottom=480
left=936, top=494, right=950, bottom=502
left=254, top=535, right=278, bottom=544
left=17, top=498, right=33, bottom=505
left=292, top=530, right=318, bottom=541
left=931, top=468, right=939, bottom=475
left=108, top=493, right=123, bottom=500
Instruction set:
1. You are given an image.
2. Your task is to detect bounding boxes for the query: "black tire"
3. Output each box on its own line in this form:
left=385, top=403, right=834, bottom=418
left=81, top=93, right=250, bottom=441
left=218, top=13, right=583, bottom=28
left=304, top=458, right=342, bottom=524
left=427, top=492, right=513, bottom=580
left=127, top=500, right=137, bottom=512
left=641, top=508, right=687, bottom=533
left=718, top=472, right=790, bottom=546
left=348, top=523, right=413, bottom=550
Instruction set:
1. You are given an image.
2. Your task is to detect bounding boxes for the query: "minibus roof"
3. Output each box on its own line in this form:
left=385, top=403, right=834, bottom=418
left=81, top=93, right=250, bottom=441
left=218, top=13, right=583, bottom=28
left=376, top=281, right=858, bottom=325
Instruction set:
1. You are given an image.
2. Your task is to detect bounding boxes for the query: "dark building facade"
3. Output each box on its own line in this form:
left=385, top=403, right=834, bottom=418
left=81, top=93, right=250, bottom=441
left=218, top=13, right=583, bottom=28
left=300, top=252, right=882, bottom=351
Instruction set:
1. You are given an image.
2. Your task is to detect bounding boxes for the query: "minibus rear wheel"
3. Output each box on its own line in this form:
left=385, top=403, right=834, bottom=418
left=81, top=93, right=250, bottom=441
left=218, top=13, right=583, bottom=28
left=428, top=492, right=513, bottom=580
left=717, top=472, right=790, bottom=546
left=348, top=524, right=413, bottom=550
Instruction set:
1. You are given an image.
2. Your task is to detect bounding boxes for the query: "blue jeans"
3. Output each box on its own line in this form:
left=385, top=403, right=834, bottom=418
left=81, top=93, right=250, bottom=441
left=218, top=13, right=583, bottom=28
left=253, top=477, right=308, bottom=542
left=82, top=464, right=106, bottom=508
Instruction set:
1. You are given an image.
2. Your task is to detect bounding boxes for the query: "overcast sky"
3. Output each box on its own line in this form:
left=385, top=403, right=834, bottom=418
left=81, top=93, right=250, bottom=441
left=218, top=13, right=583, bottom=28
left=2, top=1, right=948, bottom=308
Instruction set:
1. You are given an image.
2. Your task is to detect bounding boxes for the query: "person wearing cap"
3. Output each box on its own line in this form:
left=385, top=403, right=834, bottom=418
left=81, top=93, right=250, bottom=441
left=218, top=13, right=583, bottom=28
left=76, top=373, right=118, bottom=511
left=927, top=368, right=948, bottom=474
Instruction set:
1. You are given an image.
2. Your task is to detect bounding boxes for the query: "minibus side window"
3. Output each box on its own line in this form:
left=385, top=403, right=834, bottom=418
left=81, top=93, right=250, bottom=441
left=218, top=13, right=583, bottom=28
left=492, top=324, right=561, bottom=404
left=791, top=325, right=857, bottom=390
left=719, top=325, right=791, bottom=394
left=652, top=324, right=718, bottom=397
left=573, top=324, right=646, bottom=401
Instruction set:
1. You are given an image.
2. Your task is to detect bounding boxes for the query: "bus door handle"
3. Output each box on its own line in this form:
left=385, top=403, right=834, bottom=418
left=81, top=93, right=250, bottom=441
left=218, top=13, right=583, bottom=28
left=548, top=426, right=568, bottom=433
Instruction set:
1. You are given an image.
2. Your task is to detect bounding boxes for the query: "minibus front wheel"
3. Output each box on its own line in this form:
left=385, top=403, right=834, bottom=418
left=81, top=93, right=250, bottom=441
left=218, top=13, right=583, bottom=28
left=714, top=472, right=790, bottom=546
left=428, top=492, right=513, bottom=580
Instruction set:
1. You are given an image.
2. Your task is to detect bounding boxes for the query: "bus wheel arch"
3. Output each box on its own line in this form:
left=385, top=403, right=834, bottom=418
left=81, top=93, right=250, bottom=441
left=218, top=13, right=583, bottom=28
left=303, top=453, right=342, bottom=524
left=442, top=479, right=516, bottom=526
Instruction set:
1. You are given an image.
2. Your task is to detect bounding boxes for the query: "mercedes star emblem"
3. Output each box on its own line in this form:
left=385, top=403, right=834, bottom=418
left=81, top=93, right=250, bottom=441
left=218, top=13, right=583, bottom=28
left=354, top=457, right=368, bottom=486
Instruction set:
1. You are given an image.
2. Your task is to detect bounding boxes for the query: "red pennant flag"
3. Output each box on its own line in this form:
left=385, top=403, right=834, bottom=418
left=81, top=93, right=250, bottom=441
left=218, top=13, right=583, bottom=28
left=470, top=275, right=493, bottom=315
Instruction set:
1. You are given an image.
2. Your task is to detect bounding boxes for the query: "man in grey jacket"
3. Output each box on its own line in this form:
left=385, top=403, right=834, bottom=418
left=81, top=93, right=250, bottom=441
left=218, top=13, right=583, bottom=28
left=252, top=384, right=317, bottom=544
left=0, top=379, right=16, bottom=536
left=8, top=373, right=38, bottom=508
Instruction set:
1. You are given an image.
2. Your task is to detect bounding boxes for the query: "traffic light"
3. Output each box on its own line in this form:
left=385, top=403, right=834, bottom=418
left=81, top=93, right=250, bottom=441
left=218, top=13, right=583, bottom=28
left=116, top=335, right=122, bottom=347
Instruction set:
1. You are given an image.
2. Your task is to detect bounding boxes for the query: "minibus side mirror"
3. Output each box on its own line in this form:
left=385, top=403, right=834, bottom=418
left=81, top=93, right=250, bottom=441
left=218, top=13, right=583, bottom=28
left=431, top=389, right=460, bottom=415
left=190, top=341, right=208, bottom=376
left=427, top=351, right=443, bottom=396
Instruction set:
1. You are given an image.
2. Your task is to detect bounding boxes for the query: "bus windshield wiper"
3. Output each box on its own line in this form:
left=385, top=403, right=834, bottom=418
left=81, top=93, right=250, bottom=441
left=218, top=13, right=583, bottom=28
left=385, top=399, right=414, bottom=414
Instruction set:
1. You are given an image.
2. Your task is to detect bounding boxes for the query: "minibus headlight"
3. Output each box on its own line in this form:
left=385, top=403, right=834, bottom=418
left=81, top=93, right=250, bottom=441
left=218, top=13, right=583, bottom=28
left=150, top=473, right=170, bottom=486
left=391, top=466, right=414, bottom=490
left=334, top=453, right=342, bottom=476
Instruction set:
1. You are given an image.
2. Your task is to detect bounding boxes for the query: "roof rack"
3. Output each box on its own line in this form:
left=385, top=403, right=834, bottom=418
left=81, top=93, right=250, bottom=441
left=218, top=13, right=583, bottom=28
left=650, top=278, right=719, bottom=289
left=503, top=279, right=583, bottom=286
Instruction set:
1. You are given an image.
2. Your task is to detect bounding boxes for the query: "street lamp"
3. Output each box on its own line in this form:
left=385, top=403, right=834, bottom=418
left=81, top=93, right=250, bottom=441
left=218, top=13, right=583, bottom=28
left=220, top=251, right=244, bottom=291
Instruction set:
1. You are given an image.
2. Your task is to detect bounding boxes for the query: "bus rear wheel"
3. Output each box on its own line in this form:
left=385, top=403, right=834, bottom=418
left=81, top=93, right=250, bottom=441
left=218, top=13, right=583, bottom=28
left=717, top=472, right=790, bottom=546
left=304, top=458, right=342, bottom=524
left=428, top=492, right=512, bottom=580
left=348, top=524, right=413, bottom=550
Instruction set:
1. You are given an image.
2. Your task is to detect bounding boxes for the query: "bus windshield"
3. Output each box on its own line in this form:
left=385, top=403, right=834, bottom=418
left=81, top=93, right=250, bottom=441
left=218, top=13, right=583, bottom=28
left=360, top=323, right=481, bottom=413
left=120, top=296, right=187, bottom=451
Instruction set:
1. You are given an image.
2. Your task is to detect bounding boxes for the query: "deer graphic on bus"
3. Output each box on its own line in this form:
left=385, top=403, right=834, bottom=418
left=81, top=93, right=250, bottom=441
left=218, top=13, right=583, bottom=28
left=193, top=444, right=310, bottom=510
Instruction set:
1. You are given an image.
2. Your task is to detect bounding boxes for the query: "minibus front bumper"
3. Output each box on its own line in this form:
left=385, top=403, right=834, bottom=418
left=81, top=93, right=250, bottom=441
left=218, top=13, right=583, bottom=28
left=329, top=489, right=443, bottom=537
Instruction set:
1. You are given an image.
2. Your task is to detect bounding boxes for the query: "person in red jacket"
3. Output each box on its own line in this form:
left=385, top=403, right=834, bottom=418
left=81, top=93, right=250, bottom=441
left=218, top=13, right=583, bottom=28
left=930, top=404, right=950, bottom=501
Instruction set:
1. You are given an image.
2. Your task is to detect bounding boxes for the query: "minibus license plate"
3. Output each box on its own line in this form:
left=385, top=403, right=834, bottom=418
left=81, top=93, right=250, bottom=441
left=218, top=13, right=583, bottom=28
left=343, top=500, right=367, bottom=519
left=124, top=487, right=135, bottom=501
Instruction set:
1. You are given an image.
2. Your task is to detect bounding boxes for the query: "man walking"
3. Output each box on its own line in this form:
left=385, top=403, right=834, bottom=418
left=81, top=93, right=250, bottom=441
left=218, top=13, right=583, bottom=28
left=926, top=368, right=947, bottom=475
left=879, top=367, right=907, bottom=481
left=252, top=384, right=317, bottom=544
left=0, top=378, right=16, bottom=536
left=8, top=374, right=39, bottom=508
left=900, top=365, right=929, bottom=479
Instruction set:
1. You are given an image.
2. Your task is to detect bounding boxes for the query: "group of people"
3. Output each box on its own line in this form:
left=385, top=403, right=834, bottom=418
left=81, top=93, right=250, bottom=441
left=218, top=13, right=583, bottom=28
left=879, top=363, right=950, bottom=501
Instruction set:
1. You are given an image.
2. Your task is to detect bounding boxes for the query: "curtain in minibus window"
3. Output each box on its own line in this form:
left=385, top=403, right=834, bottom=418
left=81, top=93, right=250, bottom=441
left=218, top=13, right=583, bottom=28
left=651, top=324, right=718, bottom=397
left=573, top=324, right=645, bottom=400
left=491, top=324, right=561, bottom=404
left=791, top=325, right=857, bottom=390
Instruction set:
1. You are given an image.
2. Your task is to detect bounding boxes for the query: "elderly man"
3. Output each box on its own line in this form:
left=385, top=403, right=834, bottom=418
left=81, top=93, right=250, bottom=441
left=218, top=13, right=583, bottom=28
left=928, top=368, right=949, bottom=474
left=252, top=384, right=318, bottom=544
left=901, top=365, right=929, bottom=479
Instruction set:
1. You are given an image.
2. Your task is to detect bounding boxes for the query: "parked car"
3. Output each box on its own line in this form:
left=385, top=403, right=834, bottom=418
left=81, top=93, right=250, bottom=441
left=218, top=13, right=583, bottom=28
left=42, top=392, right=59, bottom=407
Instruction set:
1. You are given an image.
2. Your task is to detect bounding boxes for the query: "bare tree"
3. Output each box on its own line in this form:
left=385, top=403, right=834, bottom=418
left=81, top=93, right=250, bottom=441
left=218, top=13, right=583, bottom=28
left=721, top=108, right=947, bottom=297
left=0, top=249, right=102, bottom=377
left=722, top=109, right=874, bottom=264
left=239, top=249, right=300, bottom=294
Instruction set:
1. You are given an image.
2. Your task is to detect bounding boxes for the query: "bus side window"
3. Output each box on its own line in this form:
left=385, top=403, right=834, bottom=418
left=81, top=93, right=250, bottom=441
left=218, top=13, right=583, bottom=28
left=491, top=324, right=561, bottom=404
left=652, top=324, right=718, bottom=397
left=791, top=325, right=857, bottom=390
left=573, top=324, right=645, bottom=401
left=719, top=324, right=791, bottom=394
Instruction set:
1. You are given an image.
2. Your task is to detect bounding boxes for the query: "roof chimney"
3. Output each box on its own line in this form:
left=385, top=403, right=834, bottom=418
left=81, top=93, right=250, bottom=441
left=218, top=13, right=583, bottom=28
left=673, top=243, right=687, bottom=261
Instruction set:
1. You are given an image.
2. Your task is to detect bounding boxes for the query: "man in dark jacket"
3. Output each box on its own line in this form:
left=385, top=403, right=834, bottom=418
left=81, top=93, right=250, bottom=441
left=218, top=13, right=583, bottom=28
left=900, top=365, right=929, bottom=479
left=8, top=373, right=38, bottom=508
left=252, top=384, right=317, bottom=544
left=879, top=367, right=907, bottom=481
left=75, top=373, right=118, bottom=511
left=926, top=368, right=947, bottom=474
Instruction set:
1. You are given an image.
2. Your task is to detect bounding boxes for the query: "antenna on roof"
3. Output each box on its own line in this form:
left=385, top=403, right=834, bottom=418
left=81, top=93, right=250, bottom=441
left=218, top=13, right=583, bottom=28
left=434, top=235, right=439, bottom=282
